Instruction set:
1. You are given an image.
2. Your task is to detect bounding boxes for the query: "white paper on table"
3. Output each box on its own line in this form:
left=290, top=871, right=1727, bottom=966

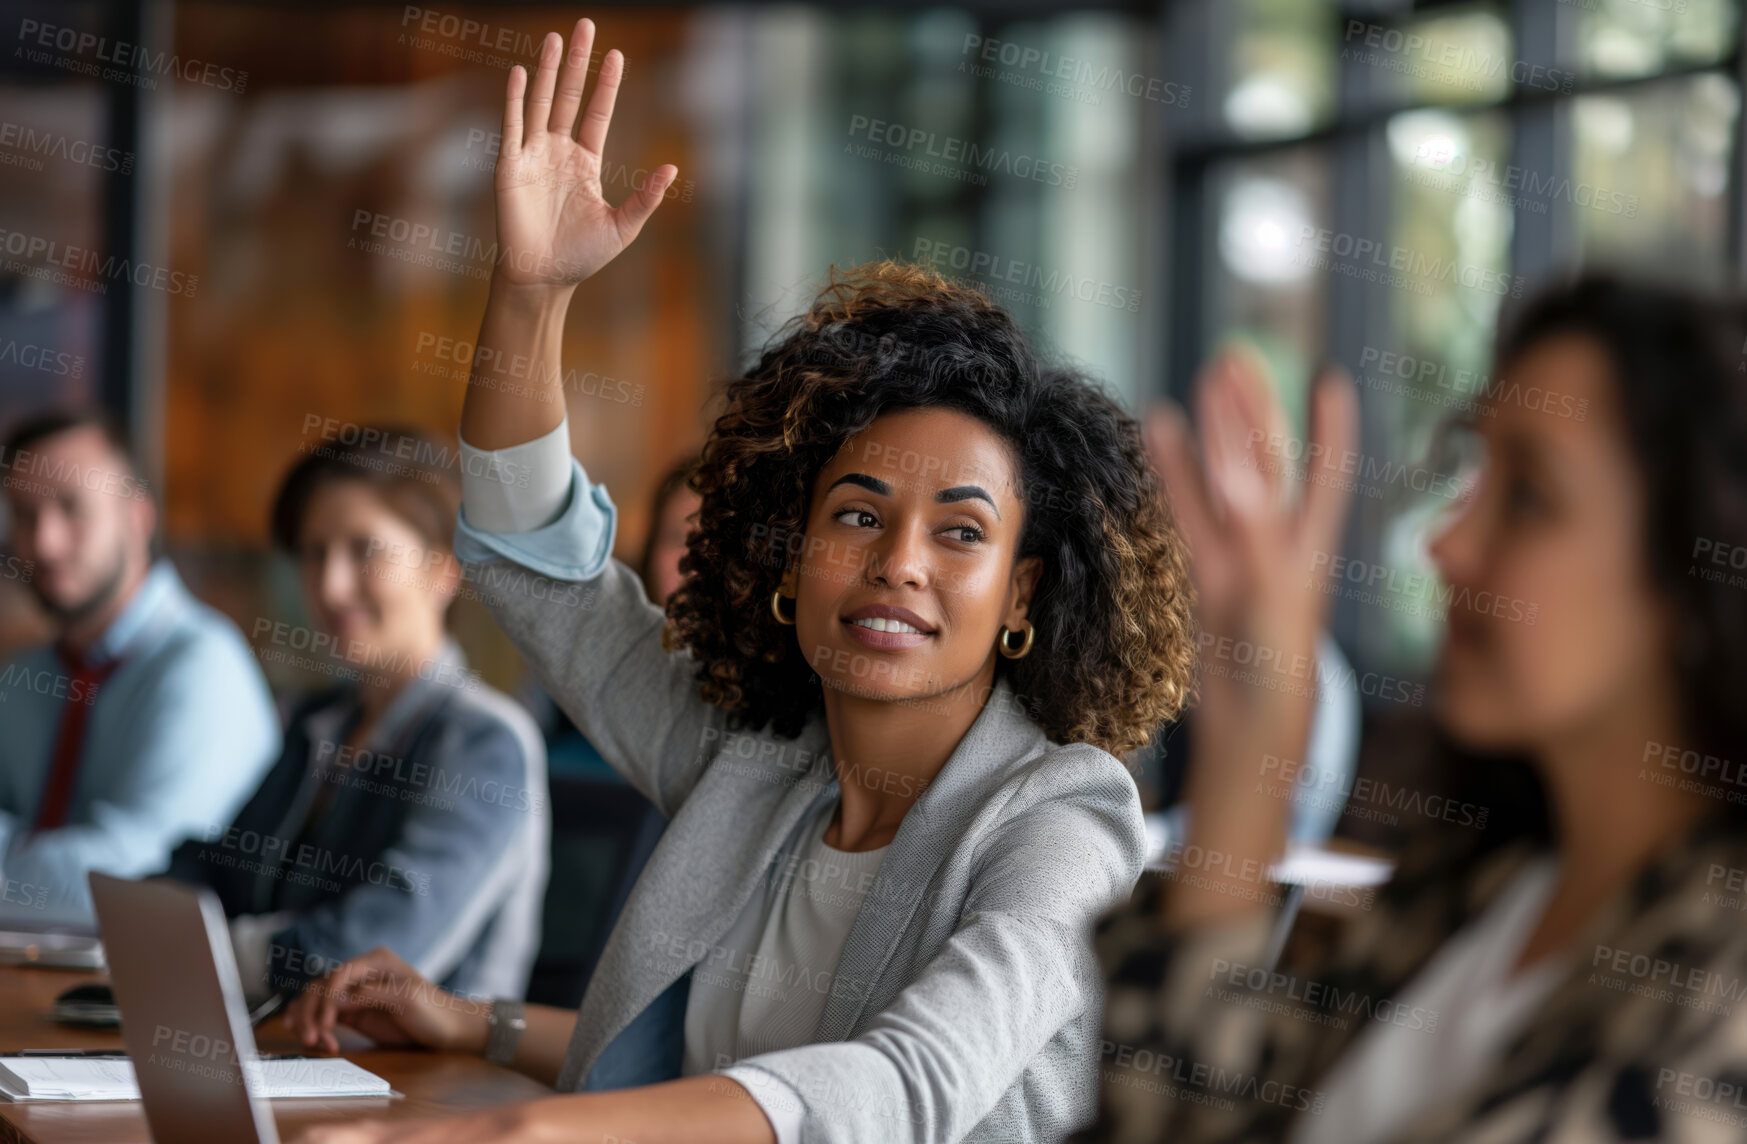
left=0, top=1055, right=394, bottom=1102
left=1143, top=811, right=1395, bottom=888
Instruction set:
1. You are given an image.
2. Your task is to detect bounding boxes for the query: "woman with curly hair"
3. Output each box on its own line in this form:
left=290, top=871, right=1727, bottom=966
left=285, top=19, right=1194, bottom=1144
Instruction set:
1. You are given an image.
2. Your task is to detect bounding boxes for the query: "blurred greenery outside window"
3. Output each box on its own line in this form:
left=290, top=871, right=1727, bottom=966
left=738, top=7, right=1155, bottom=410
left=1184, top=0, right=1741, bottom=684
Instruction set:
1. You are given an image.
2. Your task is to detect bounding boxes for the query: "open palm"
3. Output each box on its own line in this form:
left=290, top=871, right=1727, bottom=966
left=493, top=19, right=676, bottom=289
left=1146, top=349, right=1359, bottom=645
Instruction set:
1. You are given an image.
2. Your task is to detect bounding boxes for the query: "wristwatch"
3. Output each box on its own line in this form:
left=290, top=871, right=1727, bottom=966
left=484, top=998, right=526, bottom=1065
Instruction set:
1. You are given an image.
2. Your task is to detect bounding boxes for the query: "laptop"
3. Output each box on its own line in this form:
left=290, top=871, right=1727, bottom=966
left=0, top=920, right=104, bottom=970
left=87, top=872, right=283, bottom=1144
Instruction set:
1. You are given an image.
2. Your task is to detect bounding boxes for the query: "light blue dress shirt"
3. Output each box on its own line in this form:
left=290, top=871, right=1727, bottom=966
left=0, top=558, right=281, bottom=924
left=451, top=418, right=615, bottom=577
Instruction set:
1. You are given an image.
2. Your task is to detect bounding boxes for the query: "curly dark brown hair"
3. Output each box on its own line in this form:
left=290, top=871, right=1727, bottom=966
left=662, top=260, right=1196, bottom=756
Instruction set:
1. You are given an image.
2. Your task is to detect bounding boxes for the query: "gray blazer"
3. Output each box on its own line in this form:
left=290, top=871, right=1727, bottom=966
left=459, top=475, right=1146, bottom=1143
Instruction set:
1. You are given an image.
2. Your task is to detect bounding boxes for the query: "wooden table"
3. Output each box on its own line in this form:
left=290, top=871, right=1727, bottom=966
left=0, top=965, right=551, bottom=1143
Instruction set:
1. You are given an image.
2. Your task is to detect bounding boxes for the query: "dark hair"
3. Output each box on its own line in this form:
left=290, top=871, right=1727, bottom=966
left=664, top=260, right=1197, bottom=756
left=270, top=426, right=461, bottom=554
left=1440, top=271, right=1747, bottom=846
left=2, top=408, right=144, bottom=493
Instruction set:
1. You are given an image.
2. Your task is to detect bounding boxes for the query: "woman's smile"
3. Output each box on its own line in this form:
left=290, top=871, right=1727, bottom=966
left=842, top=602, right=936, bottom=649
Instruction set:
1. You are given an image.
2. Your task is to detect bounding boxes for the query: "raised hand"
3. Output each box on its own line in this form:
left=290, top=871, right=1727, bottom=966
left=281, top=946, right=486, bottom=1057
left=493, top=18, right=677, bottom=290
left=1145, top=351, right=1359, bottom=926
left=1146, top=348, right=1359, bottom=654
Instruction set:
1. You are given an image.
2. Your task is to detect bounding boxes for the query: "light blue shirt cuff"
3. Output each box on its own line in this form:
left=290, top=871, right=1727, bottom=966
left=453, top=421, right=620, bottom=582
left=720, top=1065, right=805, bottom=1144
left=458, top=419, right=572, bottom=532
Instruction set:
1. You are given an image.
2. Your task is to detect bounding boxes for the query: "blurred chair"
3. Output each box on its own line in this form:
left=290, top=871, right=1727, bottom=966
left=522, top=455, right=696, bottom=1004
left=1143, top=632, right=1363, bottom=971
left=1146, top=632, right=1361, bottom=845
left=522, top=698, right=666, bottom=1009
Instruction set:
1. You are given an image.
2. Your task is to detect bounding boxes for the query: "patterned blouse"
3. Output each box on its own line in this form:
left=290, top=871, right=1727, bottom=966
left=1075, top=810, right=1747, bottom=1143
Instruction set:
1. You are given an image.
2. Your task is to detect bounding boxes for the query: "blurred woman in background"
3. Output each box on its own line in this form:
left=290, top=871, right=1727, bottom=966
left=1080, top=274, right=1747, bottom=1144
left=165, top=428, right=549, bottom=1006
left=527, top=453, right=700, bottom=776
left=641, top=456, right=702, bottom=606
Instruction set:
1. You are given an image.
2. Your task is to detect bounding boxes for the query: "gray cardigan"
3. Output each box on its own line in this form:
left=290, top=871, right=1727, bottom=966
left=456, top=451, right=1146, bottom=1143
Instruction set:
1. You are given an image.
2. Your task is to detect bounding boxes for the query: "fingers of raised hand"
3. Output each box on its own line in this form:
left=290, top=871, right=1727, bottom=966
left=1199, top=356, right=1271, bottom=523
left=1145, top=402, right=1215, bottom=559
left=578, top=47, right=623, bottom=157
left=525, top=32, right=564, bottom=137
left=1299, top=365, right=1361, bottom=551
left=611, top=161, right=677, bottom=245
left=502, top=65, right=526, bottom=160
left=548, top=18, right=596, bottom=140
left=1222, top=344, right=1291, bottom=508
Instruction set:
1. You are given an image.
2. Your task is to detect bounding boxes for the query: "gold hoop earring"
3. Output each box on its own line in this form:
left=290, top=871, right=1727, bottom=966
left=998, top=623, right=1034, bottom=659
left=771, top=588, right=796, bottom=626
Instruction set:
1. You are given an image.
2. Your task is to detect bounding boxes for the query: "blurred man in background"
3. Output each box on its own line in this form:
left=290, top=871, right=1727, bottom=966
left=0, top=410, right=278, bottom=924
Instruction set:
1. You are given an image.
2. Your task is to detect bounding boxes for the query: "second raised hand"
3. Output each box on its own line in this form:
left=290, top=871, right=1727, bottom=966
left=494, top=18, right=678, bottom=290
left=1148, top=350, right=1359, bottom=644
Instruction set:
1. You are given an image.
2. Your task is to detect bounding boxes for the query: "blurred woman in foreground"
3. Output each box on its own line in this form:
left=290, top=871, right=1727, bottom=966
left=1080, top=275, right=1747, bottom=1143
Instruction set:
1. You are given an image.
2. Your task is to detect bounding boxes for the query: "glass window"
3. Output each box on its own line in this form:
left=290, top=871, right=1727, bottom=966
left=1174, top=0, right=1744, bottom=690
left=1569, top=73, right=1738, bottom=285
left=745, top=7, right=1152, bottom=406
left=1566, top=0, right=1739, bottom=80
left=1035, top=13, right=1149, bottom=410
left=1369, top=6, right=1514, bottom=108
left=0, top=82, right=107, bottom=426
left=1364, top=109, right=1514, bottom=674
left=1207, top=145, right=1332, bottom=435
left=1220, top=0, right=1339, bottom=140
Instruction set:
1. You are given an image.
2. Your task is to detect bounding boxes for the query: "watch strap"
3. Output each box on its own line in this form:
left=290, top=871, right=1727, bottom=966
left=484, top=997, right=526, bottom=1065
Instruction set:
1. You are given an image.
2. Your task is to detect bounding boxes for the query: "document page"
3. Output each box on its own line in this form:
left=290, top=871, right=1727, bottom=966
left=0, top=1055, right=392, bottom=1101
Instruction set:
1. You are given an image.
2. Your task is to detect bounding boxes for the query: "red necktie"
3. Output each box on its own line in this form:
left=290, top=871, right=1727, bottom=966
left=31, top=650, right=122, bottom=833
